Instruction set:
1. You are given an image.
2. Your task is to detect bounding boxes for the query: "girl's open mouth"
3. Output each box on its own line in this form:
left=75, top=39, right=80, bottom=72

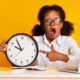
left=51, top=28, right=56, bottom=36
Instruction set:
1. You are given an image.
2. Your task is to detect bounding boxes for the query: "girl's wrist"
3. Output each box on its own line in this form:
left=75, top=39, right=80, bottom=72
left=57, top=52, right=69, bottom=62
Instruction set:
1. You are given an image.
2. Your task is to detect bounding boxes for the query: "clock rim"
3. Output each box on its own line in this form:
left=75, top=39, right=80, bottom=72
left=5, top=33, right=38, bottom=67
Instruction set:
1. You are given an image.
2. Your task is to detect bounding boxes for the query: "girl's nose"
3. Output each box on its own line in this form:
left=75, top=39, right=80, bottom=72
left=50, top=20, right=55, bottom=26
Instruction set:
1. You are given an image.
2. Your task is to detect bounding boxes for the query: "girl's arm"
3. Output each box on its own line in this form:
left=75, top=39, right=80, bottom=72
left=67, top=37, right=80, bottom=66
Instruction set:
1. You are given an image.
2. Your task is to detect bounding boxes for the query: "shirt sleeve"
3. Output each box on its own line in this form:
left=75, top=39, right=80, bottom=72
left=67, top=37, right=80, bottom=66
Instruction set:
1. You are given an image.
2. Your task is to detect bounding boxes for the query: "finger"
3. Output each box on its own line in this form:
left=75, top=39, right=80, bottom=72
left=0, top=47, right=6, bottom=51
left=0, top=43, right=6, bottom=48
left=0, top=51, right=5, bottom=54
left=1, top=42, right=7, bottom=46
left=39, top=50, right=49, bottom=54
left=0, top=43, right=5, bottom=48
left=51, top=43, right=54, bottom=51
left=0, top=46, right=6, bottom=50
left=2, top=39, right=7, bottom=43
left=0, top=48, right=6, bottom=52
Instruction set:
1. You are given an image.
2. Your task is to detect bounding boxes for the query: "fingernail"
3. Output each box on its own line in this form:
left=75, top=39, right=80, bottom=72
left=2, top=39, right=4, bottom=41
left=4, top=48, right=6, bottom=51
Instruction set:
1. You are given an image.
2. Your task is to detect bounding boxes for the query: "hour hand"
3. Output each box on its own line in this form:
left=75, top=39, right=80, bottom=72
left=14, top=46, right=21, bottom=50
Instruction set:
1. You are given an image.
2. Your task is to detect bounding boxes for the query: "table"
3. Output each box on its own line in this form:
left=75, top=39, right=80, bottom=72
left=0, top=69, right=80, bottom=80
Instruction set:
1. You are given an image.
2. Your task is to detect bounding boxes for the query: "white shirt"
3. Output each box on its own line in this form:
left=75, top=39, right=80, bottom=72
left=33, top=34, right=80, bottom=68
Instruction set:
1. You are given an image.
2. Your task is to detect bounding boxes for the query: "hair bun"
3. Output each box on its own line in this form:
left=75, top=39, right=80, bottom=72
left=31, top=24, right=45, bottom=36
left=61, top=21, right=74, bottom=36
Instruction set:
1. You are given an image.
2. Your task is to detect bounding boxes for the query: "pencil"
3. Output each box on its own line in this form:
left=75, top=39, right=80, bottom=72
left=45, top=67, right=58, bottom=70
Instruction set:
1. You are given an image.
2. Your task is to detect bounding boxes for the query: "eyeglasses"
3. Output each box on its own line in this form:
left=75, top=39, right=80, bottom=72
left=43, top=18, right=62, bottom=25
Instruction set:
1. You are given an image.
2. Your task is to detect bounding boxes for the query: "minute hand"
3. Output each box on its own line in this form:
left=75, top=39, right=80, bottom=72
left=16, top=38, right=22, bottom=50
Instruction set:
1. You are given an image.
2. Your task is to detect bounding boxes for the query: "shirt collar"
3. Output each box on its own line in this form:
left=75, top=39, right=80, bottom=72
left=43, top=34, right=62, bottom=47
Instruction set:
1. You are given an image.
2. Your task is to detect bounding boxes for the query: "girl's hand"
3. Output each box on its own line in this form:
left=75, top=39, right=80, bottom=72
left=0, top=39, right=7, bottom=53
left=39, top=43, right=69, bottom=62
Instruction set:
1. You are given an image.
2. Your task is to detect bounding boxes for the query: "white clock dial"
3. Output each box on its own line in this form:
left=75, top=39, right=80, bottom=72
left=5, top=33, right=38, bottom=67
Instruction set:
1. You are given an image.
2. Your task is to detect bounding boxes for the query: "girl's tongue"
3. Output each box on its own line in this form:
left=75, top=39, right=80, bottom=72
left=51, top=29, right=56, bottom=36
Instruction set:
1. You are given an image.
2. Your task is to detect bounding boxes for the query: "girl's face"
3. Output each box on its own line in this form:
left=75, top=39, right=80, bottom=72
left=42, top=10, right=63, bottom=43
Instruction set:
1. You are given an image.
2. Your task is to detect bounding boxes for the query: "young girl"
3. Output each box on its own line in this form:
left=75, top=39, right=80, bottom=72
left=0, top=5, right=80, bottom=69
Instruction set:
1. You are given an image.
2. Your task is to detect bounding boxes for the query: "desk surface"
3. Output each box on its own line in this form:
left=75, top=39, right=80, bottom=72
left=0, top=69, right=80, bottom=80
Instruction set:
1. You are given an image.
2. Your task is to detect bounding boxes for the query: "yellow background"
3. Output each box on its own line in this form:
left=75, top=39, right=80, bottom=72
left=0, top=0, right=80, bottom=67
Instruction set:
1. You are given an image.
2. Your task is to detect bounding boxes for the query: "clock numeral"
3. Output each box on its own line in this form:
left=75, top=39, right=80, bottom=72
left=28, top=39, right=29, bottom=41
left=10, top=55, right=12, bottom=57
left=14, top=59, right=17, bottom=63
left=11, top=43, right=14, bottom=45
left=27, top=60, right=28, bottom=62
left=32, top=43, right=34, bottom=46
left=21, top=37, right=24, bottom=39
left=21, top=61, right=23, bottom=63
left=21, top=61, right=23, bottom=65
left=9, top=49, right=11, bottom=51
left=34, top=49, right=36, bottom=52
left=32, top=56, right=33, bottom=58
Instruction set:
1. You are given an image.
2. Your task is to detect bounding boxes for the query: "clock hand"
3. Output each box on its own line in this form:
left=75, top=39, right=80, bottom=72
left=13, top=51, right=21, bottom=59
left=14, top=46, right=21, bottom=51
left=13, top=48, right=24, bottom=59
left=16, top=38, right=22, bottom=50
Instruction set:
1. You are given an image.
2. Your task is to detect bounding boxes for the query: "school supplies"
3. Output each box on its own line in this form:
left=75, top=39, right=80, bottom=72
left=0, top=67, right=25, bottom=73
left=11, top=66, right=57, bottom=71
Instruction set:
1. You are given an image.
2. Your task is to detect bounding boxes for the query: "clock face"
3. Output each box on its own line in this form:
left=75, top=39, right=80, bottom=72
left=5, top=33, right=38, bottom=67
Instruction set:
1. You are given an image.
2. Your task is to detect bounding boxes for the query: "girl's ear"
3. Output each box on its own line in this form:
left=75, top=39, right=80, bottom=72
left=61, top=22, right=63, bottom=28
left=41, top=24, right=45, bottom=31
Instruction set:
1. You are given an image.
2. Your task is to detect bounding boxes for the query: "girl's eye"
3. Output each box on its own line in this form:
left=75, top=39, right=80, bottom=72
left=46, top=19, right=51, bottom=22
left=55, top=19, right=61, bottom=22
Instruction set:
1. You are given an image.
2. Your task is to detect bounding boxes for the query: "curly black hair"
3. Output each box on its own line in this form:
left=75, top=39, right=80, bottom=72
left=31, top=5, right=74, bottom=36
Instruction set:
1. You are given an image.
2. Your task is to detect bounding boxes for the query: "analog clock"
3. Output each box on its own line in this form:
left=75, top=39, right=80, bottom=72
left=5, top=33, right=38, bottom=67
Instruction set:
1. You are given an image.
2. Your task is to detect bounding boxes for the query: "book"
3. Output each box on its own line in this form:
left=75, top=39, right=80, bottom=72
left=11, top=66, right=58, bottom=71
